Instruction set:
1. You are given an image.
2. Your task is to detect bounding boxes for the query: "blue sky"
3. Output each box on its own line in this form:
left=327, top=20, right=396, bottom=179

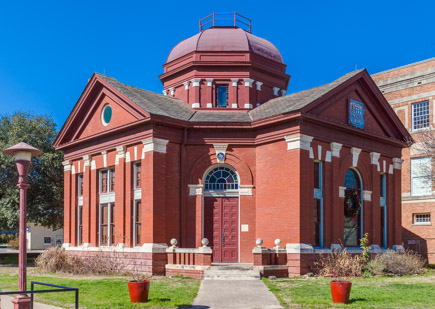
left=0, top=0, right=434, bottom=127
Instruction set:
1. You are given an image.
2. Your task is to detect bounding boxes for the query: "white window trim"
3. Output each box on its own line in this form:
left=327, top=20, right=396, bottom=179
left=99, top=202, right=115, bottom=247
left=133, top=162, right=141, bottom=190
left=132, top=198, right=141, bottom=247
left=313, top=161, right=323, bottom=248
left=413, top=213, right=431, bottom=226
left=411, top=157, right=432, bottom=197
left=411, top=100, right=430, bottom=132
left=77, top=174, right=84, bottom=245
left=99, top=168, right=115, bottom=195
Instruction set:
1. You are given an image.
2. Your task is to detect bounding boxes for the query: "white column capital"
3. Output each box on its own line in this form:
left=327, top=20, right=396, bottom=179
left=243, top=78, right=254, bottom=87
left=362, top=190, right=372, bottom=201
left=339, top=186, right=346, bottom=197
left=284, top=134, right=313, bottom=151
left=82, top=155, right=91, bottom=172
left=330, top=142, right=342, bottom=157
left=182, top=82, right=189, bottom=90
left=281, top=89, right=287, bottom=96
left=231, top=78, right=239, bottom=87
left=273, top=87, right=280, bottom=96
left=62, top=160, right=72, bottom=172
left=206, top=78, right=214, bottom=87
left=393, top=158, right=404, bottom=170
left=351, top=147, right=362, bottom=167
left=370, top=152, right=380, bottom=165
left=142, top=137, right=169, bottom=154
left=169, top=87, right=175, bottom=95
left=244, top=104, right=253, bottom=109
left=255, top=81, right=263, bottom=90
left=190, top=78, right=201, bottom=87
left=162, top=90, right=168, bottom=96
left=239, top=185, right=254, bottom=196
left=188, top=184, right=203, bottom=196
left=116, top=146, right=126, bottom=157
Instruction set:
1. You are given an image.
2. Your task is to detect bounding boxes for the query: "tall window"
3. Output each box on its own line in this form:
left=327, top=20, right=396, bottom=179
left=412, top=100, right=429, bottom=130
left=134, top=162, right=141, bottom=189
left=313, top=161, right=323, bottom=248
left=132, top=162, right=142, bottom=246
left=99, top=168, right=115, bottom=246
left=344, top=169, right=362, bottom=247
left=380, top=174, right=387, bottom=248
left=216, top=85, right=228, bottom=108
left=411, top=157, right=431, bottom=196
left=100, top=203, right=115, bottom=246
left=77, top=174, right=83, bottom=245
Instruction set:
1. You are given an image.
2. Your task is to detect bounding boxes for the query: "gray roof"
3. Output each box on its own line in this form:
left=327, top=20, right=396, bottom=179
left=97, top=69, right=364, bottom=123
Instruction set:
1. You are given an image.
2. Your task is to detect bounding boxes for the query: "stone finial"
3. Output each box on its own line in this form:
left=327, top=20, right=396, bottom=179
left=170, top=238, right=178, bottom=248
left=256, top=238, right=263, bottom=247
left=274, top=239, right=282, bottom=248
left=201, top=238, right=209, bottom=247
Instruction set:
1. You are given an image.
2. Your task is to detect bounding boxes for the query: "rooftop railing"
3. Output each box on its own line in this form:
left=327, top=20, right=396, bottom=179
left=199, top=13, right=251, bottom=33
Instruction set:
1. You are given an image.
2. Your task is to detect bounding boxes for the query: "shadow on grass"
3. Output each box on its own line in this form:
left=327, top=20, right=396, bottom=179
left=150, top=298, right=171, bottom=302
left=348, top=298, right=366, bottom=304
left=178, top=306, right=210, bottom=309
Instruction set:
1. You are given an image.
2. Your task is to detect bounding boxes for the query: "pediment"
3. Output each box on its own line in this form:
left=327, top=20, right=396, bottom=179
left=54, top=74, right=149, bottom=147
left=303, top=71, right=410, bottom=142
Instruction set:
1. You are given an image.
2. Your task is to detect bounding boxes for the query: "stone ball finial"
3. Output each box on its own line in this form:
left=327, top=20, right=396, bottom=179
left=274, top=239, right=281, bottom=247
left=256, top=238, right=263, bottom=247
left=201, top=238, right=209, bottom=247
left=170, top=238, right=178, bottom=247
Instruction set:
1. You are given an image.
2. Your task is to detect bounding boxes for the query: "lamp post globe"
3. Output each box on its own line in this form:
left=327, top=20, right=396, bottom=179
left=3, top=142, right=42, bottom=309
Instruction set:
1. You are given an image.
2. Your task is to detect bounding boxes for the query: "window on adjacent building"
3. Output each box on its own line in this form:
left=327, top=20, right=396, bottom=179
left=100, top=168, right=115, bottom=194
left=44, top=237, right=51, bottom=244
left=313, top=161, right=323, bottom=248
left=411, top=157, right=431, bottom=196
left=413, top=213, right=431, bottom=225
left=216, top=85, right=228, bottom=107
left=412, top=100, right=429, bottom=130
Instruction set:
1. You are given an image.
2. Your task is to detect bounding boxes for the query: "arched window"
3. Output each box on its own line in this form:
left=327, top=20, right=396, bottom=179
left=204, top=166, right=238, bottom=191
left=344, top=169, right=362, bottom=247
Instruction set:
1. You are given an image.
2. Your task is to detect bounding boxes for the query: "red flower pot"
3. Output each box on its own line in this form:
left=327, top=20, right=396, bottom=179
left=330, top=281, right=352, bottom=304
left=128, top=280, right=150, bottom=303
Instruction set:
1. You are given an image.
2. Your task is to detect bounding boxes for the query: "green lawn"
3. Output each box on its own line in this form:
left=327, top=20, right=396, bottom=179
left=264, top=271, right=435, bottom=308
left=0, top=256, right=35, bottom=264
left=0, top=267, right=200, bottom=308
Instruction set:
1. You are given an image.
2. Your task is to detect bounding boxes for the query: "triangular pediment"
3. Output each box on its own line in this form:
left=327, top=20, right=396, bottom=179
left=302, top=70, right=410, bottom=142
left=54, top=74, right=149, bottom=148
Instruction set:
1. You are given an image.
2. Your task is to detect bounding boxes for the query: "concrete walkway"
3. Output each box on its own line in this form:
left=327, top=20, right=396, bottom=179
left=191, top=280, right=283, bottom=309
left=1, top=295, right=62, bottom=309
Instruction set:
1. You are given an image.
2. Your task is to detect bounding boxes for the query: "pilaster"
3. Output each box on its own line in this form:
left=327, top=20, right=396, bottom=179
left=115, top=146, right=126, bottom=245
left=82, top=155, right=91, bottom=245
left=62, top=161, right=72, bottom=244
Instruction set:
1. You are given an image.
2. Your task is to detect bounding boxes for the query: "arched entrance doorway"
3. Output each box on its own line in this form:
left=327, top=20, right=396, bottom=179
left=203, top=165, right=239, bottom=262
left=343, top=169, right=362, bottom=247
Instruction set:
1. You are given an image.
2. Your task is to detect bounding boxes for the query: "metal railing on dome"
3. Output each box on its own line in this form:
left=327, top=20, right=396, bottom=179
left=199, top=13, right=251, bottom=33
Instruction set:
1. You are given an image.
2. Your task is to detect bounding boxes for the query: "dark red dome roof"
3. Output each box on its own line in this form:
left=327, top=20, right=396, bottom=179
left=166, top=27, right=283, bottom=64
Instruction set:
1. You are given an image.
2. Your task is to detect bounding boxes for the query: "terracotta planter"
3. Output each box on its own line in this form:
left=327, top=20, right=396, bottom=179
left=128, top=280, right=150, bottom=303
left=330, top=280, right=352, bottom=304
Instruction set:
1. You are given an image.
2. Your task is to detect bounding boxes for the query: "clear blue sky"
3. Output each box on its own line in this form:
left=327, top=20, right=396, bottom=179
left=0, top=0, right=434, bottom=128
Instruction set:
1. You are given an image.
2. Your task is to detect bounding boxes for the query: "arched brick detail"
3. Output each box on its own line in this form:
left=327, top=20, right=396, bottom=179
left=338, top=152, right=372, bottom=190
left=189, top=151, right=254, bottom=186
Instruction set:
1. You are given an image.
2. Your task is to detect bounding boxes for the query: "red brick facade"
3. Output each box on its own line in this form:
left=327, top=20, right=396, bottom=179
left=373, top=58, right=435, bottom=263
left=54, top=24, right=411, bottom=276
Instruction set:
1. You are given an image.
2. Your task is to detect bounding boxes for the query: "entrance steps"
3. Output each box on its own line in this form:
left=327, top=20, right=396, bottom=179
left=204, top=263, right=260, bottom=280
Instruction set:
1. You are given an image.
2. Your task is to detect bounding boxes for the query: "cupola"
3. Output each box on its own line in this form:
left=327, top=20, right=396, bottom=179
left=159, top=13, right=291, bottom=109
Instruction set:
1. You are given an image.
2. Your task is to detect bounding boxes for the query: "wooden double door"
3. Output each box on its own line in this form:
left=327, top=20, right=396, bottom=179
left=204, top=197, right=238, bottom=262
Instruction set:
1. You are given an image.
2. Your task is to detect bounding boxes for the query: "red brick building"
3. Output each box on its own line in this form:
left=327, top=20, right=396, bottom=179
left=373, top=58, right=435, bottom=264
left=54, top=15, right=411, bottom=276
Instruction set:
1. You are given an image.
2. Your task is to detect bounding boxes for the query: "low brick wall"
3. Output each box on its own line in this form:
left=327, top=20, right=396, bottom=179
left=165, top=246, right=212, bottom=279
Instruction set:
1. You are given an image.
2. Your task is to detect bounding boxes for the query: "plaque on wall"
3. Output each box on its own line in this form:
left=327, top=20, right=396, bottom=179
left=349, top=99, right=364, bottom=129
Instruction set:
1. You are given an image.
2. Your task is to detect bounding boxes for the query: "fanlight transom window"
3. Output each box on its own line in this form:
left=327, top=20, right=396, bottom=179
left=205, top=166, right=238, bottom=191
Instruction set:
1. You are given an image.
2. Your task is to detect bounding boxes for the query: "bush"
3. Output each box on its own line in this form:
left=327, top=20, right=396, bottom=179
left=367, top=250, right=425, bottom=275
left=7, top=237, right=19, bottom=249
left=315, top=249, right=363, bottom=280
left=36, top=247, right=125, bottom=275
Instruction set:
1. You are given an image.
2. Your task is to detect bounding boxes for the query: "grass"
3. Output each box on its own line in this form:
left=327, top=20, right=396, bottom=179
left=0, top=267, right=200, bottom=308
left=0, top=256, right=35, bottom=264
left=263, top=270, right=435, bottom=308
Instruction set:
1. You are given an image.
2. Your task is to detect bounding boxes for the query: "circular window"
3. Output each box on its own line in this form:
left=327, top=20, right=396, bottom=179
left=101, top=104, right=112, bottom=126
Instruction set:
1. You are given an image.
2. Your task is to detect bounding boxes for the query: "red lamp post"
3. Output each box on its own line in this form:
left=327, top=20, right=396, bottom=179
left=3, top=142, right=42, bottom=309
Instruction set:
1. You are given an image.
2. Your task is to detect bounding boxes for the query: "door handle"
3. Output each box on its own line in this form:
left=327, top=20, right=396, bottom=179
left=222, top=233, right=225, bottom=245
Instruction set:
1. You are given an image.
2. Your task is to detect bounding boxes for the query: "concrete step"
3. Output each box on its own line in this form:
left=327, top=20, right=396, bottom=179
left=204, top=265, right=260, bottom=280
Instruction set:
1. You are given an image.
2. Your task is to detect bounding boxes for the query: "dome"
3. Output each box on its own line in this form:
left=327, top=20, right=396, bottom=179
left=166, top=27, right=283, bottom=64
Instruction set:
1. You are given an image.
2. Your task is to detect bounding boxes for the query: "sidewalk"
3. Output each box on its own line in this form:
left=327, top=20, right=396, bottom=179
left=1, top=295, right=62, bottom=309
left=192, top=280, right=283, bottom=309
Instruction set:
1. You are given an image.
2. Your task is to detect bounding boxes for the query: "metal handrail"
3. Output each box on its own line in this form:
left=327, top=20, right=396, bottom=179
left=199, top=12, right=251, bottom=33
left=0, top=281, right=79, bottom=309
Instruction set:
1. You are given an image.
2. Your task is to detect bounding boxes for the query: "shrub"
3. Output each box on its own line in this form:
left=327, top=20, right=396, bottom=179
left=315, top=249, right=363, bottom=280
left=36, top=247, right=125, bottom=275
left=367, top=250, right=425, bottom=275
left=7, top=237, right=19, bottom=249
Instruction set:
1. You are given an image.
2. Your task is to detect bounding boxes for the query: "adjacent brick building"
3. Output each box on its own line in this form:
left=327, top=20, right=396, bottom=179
left=373, top=58, right=435, bottom=264
left=54, top=14, right=411, bottom=276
